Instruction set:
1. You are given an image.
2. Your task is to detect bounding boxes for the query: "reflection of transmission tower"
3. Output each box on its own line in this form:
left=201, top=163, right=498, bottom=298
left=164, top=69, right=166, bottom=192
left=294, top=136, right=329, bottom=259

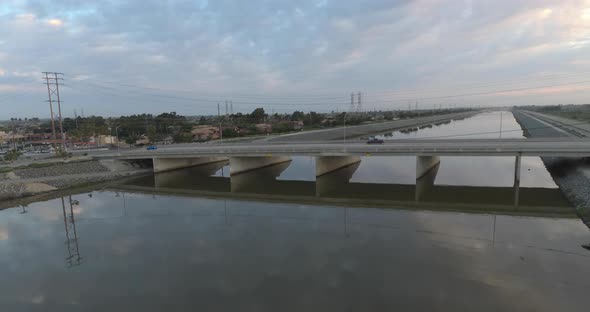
left=61, top=196, right=83, bottom=268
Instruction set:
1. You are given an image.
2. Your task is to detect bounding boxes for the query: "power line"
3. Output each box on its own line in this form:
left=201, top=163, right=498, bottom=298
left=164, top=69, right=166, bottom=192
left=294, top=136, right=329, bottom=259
left=69, top=76, right=590, bottom=107
left=70, top=70, right=590, bottom=100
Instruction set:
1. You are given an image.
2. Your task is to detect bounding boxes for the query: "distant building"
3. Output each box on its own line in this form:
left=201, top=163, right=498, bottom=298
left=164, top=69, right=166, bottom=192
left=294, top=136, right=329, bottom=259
left=292, top=121, right=304, bottom=130
left=191, top=125, right=220, bottom=141
left=255, top=124, right=272, bottom=133
left=135, top=135, right=150, bottom=145
left=96, top=135, right=118, bottom=145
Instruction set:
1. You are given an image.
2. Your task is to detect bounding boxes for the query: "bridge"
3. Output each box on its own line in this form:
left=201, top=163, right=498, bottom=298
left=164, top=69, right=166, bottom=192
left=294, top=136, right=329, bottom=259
left=112, top=160, right=572, bottom=215
left=93, top=137, right=590, bottom=208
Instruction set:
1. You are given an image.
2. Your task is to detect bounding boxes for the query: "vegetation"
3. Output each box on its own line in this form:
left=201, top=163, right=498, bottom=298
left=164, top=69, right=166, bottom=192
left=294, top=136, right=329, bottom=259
left=3, top=150, right=22, bottom=162
left=10, top=107, right=476, bottom=146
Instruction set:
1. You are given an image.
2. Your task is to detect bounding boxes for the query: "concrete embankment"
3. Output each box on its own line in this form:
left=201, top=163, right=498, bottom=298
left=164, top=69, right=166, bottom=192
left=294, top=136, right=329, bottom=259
left=512, top=110, right=590, bottom=226
left=0, top=160, right=149, bottom=201
left=264, top=111, right=479, bottom=142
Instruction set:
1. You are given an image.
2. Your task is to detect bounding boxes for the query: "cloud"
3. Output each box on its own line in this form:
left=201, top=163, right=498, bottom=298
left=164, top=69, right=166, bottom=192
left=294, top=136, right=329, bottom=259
left=0, top=0, right=590, bottom=118
left=47, top=18, right=63, bottom=26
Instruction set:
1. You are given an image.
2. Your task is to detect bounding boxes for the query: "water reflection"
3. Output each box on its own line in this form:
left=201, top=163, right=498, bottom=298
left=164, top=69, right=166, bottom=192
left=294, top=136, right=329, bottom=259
left=0, top=189, right=588, bottom=311
left=61, top=196, right=83, bottom=268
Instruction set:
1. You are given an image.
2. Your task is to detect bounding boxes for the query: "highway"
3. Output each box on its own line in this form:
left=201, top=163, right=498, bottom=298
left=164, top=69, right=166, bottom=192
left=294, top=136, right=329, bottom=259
left=91, top=138, right=590, bottom=159
left=260, top=111, right=478, bottom=142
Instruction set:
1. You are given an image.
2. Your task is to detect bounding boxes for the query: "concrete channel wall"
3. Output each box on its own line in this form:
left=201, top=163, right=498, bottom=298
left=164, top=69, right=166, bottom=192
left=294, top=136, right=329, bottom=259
left=265, top=111, right=479, bottom=142
left=512, top=110, right=590, bottom=224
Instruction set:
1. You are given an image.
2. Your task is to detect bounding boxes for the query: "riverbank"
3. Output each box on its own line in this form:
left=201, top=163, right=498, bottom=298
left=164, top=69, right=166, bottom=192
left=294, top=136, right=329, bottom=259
left=512, top=110, right=590, bottom=227
left=0, top=159, right=150, bottom=201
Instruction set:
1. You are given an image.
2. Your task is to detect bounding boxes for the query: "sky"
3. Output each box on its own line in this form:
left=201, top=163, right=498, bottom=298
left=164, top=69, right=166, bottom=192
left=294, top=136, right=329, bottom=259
left=0, top=0, right=590, bottom=118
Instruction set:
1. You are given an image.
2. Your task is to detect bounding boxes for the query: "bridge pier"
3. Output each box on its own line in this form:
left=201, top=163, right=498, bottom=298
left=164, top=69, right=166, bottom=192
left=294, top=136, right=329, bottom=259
left=316, top=161, right=361, bottom=197
left=416, top=156, right=440, bottom=180
left=229, top=156, right=292, bottom=175
left=153, top=157, right=227, bottom=173
left=154, top=161, right=228, bottom=188
left=415, top=156, right=441, bottom=201
left=415, top=162, right=440, bottom=201
left=316, top=156, right=361, bottom=177
left=514, top=154, right=522, bottom=207
left=231, top=160, right=292, bottom=193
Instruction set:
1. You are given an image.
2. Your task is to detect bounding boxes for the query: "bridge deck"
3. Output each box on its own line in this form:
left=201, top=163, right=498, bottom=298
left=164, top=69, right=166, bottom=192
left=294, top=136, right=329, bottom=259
left=93, top=138, right=590, bottom=159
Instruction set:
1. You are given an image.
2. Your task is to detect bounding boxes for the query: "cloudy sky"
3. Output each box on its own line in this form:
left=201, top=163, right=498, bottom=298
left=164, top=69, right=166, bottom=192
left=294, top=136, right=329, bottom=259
left=0, top=0, right=590, bottom=118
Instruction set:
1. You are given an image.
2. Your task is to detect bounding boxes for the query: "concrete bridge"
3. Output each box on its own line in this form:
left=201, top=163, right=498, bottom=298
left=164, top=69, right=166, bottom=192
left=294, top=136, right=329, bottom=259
left=114, top=160, right=571, bottom=214
left=95, top=138, right=590, bottom=196
left=94, top=138, right=590, bottom=205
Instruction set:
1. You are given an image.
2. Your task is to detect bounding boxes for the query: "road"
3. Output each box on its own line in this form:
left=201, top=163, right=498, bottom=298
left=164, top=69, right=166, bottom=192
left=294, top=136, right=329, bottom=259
left=260, top=111, right=479, bottom=142
left=518, top=110, right=590, bottom=137
left=91, top=138, right=590, bottom=159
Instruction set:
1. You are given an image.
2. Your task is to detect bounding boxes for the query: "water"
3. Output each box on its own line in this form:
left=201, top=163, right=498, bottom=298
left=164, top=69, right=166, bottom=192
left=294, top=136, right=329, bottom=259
left=1, top=111, right=589, bottom=311
left=0, top=192, right=589, bottom=311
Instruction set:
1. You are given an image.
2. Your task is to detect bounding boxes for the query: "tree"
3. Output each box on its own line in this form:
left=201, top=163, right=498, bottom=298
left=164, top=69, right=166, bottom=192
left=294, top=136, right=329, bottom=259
left=173, top=133, right=193, bottom=143
left=222, top=128, right=239, bottom=138
left=384, top=111, right=394, bottom=121
left=250, top=108, right=266, bottom=123
left=291, top=111, right=305, bottom=121
left=147, top=126, right=157, bottom=143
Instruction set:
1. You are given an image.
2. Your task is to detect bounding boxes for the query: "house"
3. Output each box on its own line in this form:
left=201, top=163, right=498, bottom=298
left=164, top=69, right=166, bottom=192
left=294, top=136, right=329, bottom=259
left=292, top=121, right=304, bottom=130
left=191, top=125, right=220, bottom=141
left=135, top=135, right=150, bottom=145
left=255, top=124, right=272, bottom=133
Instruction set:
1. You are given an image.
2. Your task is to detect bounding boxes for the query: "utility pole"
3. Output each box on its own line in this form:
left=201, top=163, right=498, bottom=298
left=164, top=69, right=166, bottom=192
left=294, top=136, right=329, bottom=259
left=217, top=103, right=223, bottom=143
left=11, top=118, right=16, bottom=150
left=357, top=92, right=362, bottom=113
left=53, top=72, right=66, bottom=152
left=343, top=112, right=347, bottom=144
left=499, top=111, right=503, bottom=139
left=42, top=72, right=63, bottom=155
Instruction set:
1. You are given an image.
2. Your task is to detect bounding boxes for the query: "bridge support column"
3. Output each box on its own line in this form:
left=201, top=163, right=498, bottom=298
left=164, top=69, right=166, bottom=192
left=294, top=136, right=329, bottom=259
left=231, top=160, right=292, bottom=193
left=514, top=154, right=521, bottom=207
left=415, top=156, right=440, bottom=201
left=153, top=157, right=227, bottom=173
left=155, top=161, right=228, bottom=188
left=316, top=156, right=361, bottom=177
left=316, top=161, right=361, bottom=197
left=230, top=156, right=291, bottom=176
left=416, top=156, right=440, bottom=180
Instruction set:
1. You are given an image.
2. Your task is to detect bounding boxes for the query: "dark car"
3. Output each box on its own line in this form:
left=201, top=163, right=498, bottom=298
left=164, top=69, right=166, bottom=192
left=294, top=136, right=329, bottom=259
left=146, top=145, right=158, bottom=150
left=366, top=138, right=384, bottom=144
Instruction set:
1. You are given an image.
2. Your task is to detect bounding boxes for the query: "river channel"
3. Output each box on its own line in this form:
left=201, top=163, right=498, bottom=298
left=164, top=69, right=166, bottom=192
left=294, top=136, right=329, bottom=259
left=1, top=111, right=589, bottom=311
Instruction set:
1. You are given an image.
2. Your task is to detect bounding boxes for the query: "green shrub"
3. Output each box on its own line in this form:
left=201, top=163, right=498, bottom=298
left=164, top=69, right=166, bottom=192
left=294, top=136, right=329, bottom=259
left=3, top=150, right=22, bottom=162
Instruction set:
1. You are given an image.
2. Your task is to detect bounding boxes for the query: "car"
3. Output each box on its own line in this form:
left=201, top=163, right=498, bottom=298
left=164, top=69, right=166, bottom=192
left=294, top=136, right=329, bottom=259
left=366, top=138, right=384, bottom=144
left=146, top=145, right=158, bottom=150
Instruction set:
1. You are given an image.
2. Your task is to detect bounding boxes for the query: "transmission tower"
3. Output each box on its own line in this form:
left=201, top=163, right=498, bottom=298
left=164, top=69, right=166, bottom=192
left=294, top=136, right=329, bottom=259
left=349, top=93, right=355, bottom=113
left=356, top=92, right=362, bottom=112
left=42, top=72, right=66, bottom=153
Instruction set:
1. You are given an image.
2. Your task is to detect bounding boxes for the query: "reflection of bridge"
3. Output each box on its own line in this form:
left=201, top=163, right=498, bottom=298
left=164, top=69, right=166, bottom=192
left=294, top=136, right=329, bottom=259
left=114, top=161, right=571, bottom=215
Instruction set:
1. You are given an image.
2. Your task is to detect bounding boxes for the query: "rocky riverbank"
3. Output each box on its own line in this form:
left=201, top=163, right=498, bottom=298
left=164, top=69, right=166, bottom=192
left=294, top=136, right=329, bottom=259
left=0, top=160, right=149, bottom=201
left=513, top=110, right=590, bottom=227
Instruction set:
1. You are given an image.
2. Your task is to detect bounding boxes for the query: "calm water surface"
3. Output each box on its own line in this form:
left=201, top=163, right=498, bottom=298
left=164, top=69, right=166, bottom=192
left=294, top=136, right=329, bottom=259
left=1, top=111, right=589, bottom=311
